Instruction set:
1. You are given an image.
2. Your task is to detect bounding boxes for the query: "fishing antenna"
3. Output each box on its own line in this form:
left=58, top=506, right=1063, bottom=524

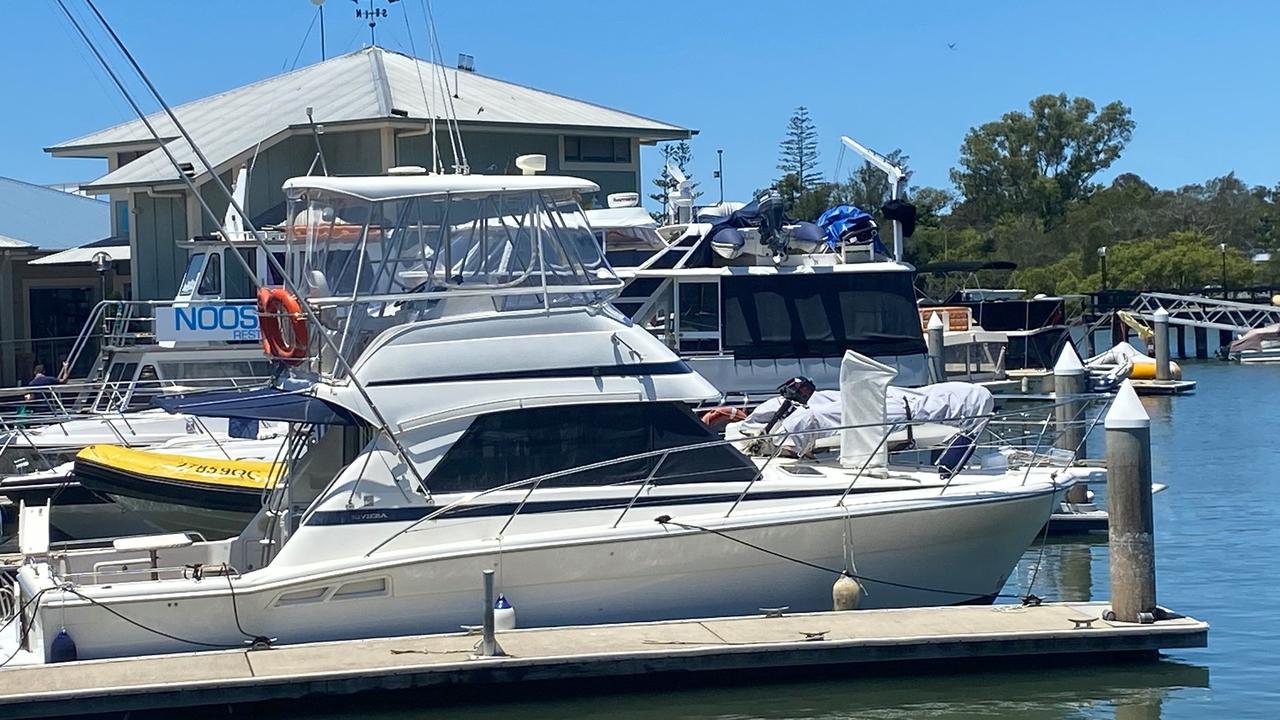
left=62, top=0, right=431, bottom=494
left=305, top=106, right=330, bottom=176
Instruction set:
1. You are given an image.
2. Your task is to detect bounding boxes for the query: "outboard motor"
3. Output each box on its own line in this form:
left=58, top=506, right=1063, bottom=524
left=757, top=190, right=789, bottom=263
left=762, top=376, right=817, bottom=434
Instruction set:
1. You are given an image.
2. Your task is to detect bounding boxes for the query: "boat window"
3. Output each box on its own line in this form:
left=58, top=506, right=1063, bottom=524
left=224, top=248, right=256, bottom=299
left=427, top=402, right=757, bottom=493
left=331, top=578, right=388, bottom=600
left=274, top=587, right=329, bottom=606
left=177, top=253, right=206, bottom=296
left=128, top=364, right=161, bottom=411
left=197, top=253, right=222, bottom=296
left=721, top=272, right=927, bottom=359
left=678, top=282, right=719, bottom=333
left=158, top=360, right=271, bottom=388
left=96, top=361, right=138, bottom=411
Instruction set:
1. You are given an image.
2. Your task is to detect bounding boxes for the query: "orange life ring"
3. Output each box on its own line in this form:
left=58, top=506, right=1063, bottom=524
left=700, top=407, right=748, bottom=428
left=256, top=287, right=309, bottom=364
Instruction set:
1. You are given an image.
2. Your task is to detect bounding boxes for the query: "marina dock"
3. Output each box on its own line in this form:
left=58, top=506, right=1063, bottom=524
left=0, top=602, right=1207, bottom=719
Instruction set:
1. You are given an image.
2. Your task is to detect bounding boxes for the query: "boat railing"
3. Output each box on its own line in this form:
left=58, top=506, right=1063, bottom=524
left=363, top=396, right=1107, bottom=557
left=0, top=372, right=269, bottom=426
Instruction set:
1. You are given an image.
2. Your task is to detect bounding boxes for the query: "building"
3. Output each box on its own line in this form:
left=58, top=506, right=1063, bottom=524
left=47, top=46, right=694, bottom=301
left=0, top=176, right=115, bottom=385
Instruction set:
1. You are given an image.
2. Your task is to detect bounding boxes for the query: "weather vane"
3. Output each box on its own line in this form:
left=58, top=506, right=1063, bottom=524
left=353, top=0, right=400, bottom=46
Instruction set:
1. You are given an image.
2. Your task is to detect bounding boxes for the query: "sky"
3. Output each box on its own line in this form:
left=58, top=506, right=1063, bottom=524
left=3, top=0, right=1278, bottom=208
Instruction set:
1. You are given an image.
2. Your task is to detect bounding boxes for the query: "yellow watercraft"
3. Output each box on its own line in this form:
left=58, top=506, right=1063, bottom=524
left=75, top=444, right=282, bottom=537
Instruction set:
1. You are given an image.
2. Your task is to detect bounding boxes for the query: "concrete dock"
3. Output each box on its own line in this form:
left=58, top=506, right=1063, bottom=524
left=0, top=602, right=1207, bottom=719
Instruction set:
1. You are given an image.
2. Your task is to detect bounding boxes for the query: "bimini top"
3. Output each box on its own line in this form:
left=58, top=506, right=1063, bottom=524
left=282, top=174, right=600, bottom=202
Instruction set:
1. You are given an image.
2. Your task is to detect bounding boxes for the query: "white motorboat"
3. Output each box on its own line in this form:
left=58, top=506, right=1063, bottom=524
left=602, top=139, right=928, bottom=402
left=1225, top=324, right=1280, bottom=363
left=6, top=173, right=1072, bottom=664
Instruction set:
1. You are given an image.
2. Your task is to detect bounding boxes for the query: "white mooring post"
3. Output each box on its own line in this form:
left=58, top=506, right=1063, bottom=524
left=1105, top=380, right=1157, bottom=623
left=1054, top=343, right=1088, bottom=503
left=1152, top=307, right=1171, bottom=381
left=926, top=312, right=946, bottom=384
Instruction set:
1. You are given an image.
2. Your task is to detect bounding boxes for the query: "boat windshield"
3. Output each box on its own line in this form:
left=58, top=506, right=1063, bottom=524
left=284, top=187, right=616, bottom=303
left=280, top=183, right=620, bottom=375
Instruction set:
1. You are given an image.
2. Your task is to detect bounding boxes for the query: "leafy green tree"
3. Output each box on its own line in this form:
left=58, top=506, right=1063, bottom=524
left=648, top=141, right=700, bottom=221
left=950, top=94, right=1134, bottom=225
left=777, top=106, right=821, bottom=204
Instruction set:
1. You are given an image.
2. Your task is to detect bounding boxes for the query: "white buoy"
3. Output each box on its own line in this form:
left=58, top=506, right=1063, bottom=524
left=494, top=594, right=517, bottom=631
left=832, top=574, right=863, bottom=611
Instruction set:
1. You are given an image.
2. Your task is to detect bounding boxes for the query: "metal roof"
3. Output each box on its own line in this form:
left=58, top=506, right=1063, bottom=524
left=283, top=174, right=598, bottom=202
left=50, top=47, right=693, bottom=191
left=28, top=235, right=130, bottom=266
left=0, top=176, right=110, bottom=251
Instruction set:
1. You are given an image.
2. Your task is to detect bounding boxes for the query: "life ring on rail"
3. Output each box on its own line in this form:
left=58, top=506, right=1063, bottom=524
left=257, top=287, right=310, bottom=364
left=700, top=406, right=748, bottom=429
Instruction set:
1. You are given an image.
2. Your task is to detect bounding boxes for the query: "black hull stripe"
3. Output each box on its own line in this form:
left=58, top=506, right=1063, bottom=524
left=365, top=360, right=691, bottom=388
left=305, top=485, right=942, bottom=526
left=75, top=461, right=265, bottom=514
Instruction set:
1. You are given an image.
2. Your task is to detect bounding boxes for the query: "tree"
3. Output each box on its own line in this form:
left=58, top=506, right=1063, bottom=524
left=777, top=106, right=821, bottom=204
left=648, top=141, right=700, bottom=221
left=950, top=93, right=1135, bottom=225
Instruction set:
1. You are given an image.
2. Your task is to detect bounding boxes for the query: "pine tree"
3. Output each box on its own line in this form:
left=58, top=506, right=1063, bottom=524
left=777, top=106, right=821, bottom=204
left=648, top=141, right=700, bottom=221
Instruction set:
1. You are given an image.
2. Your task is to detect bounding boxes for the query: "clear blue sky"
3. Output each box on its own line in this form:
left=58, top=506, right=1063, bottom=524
left=4, top=0, right=1277, bottom=206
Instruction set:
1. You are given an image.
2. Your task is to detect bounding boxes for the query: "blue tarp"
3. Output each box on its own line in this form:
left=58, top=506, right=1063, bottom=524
left=153, top=386, right=362, bottom=425
left=816, top=205, right=886, bottom=254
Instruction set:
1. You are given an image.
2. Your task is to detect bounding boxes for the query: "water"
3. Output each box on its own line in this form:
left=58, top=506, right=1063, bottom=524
left=57, top=363, right=1280, bottom=717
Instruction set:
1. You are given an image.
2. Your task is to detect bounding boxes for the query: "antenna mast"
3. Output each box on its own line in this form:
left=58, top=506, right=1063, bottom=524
left=354, top=0, right=400, bottom=45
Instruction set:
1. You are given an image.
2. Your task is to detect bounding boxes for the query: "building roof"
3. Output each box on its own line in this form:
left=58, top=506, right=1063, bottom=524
left=49, top=47, right=694, bottom=191
left=283, top=174, right=598, bottom=202
left=28, top=235, right=130, bottom=266
left=0, top=176, right=110, bottom=251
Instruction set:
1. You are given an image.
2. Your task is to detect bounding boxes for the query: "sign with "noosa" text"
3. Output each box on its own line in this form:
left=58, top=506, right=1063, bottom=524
left=155, top=304, right=261, bottom=343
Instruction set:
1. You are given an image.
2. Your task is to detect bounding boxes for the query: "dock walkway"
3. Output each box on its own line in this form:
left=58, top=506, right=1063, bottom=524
left=0, top=601, right=1207, bottom=719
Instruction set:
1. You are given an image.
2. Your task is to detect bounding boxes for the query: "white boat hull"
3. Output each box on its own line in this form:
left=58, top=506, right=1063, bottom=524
left=26, top=486, right=1058, bottom=661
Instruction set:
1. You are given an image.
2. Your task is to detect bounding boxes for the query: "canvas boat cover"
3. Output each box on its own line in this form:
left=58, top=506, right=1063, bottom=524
left=1229, top=324, right=1280, bottom=354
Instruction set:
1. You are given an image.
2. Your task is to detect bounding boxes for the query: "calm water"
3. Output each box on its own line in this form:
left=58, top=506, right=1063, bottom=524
left=57, top=361, right=1280, bottom=718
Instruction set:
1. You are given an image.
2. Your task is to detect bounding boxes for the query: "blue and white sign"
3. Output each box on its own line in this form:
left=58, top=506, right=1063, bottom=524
left=155, top=303, right=260, bottom=343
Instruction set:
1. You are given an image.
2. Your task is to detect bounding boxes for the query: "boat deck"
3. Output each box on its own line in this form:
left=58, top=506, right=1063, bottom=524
left=0, top=602, right=1207, bottom=719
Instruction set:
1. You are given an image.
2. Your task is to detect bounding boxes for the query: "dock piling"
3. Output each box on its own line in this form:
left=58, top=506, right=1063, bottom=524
left=1152, top=308, right=1171, bottom=381
left=1193, top=327, right=1208, bottom=359
left=1054, top=344, right=1088, bottom=503
left=926, top=312, right=945, bottom=383
left=1105, top=380, right=1157, bottom=623
left=480, top=569, right=502, bottom=657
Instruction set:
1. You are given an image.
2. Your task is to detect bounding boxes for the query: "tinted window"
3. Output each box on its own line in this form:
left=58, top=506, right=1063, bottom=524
left=128, top=364, right=161, bottom=411
left=722, top=272, right=926, bottom=359
left=198, top=253, right=222, bottom=295
left=564, top=136, right=631, bottom=163
left=428, top=402, right=757, bottom=493
left=224, top=248, right=256, bottom=299
left=178, top=253, right=206, bottom=296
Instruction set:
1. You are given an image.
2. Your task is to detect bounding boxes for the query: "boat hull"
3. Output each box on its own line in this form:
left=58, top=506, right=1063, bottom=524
left=29, top=486, right=1059, bottom=661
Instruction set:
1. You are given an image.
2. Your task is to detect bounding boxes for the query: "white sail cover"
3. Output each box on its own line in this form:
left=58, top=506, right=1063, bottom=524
left=840, top=350, right=897, bottom=470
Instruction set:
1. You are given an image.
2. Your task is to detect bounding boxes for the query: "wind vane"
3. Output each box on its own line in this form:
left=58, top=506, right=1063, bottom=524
left=353, top=0, right=400, bottom=46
